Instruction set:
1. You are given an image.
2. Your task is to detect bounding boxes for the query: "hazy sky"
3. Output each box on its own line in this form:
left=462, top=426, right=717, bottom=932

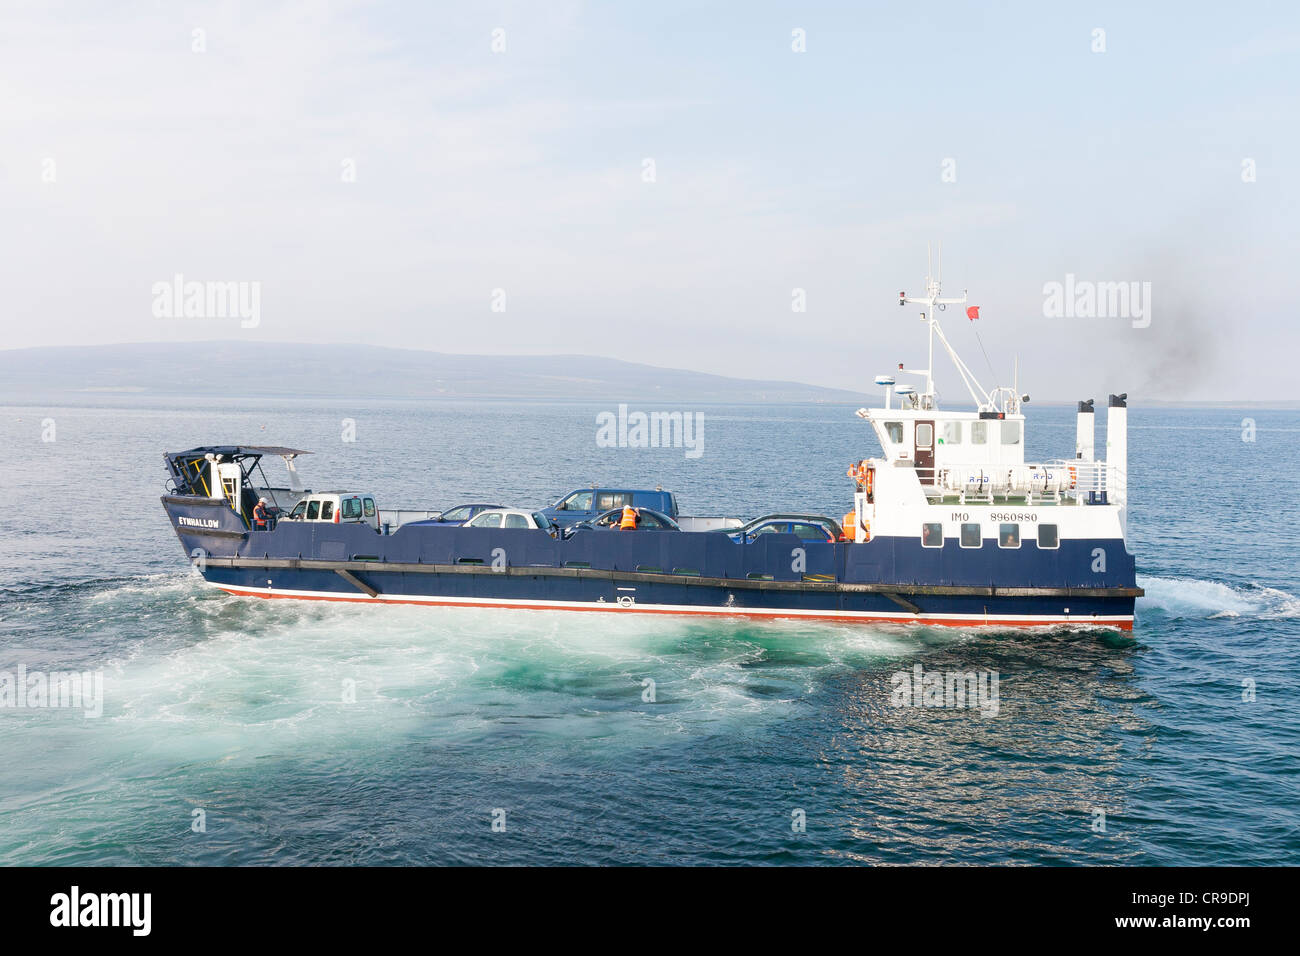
left=4, top=1, right=1298, bottom=400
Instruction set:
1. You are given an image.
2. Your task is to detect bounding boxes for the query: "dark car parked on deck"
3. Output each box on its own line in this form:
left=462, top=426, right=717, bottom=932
left=541, top=488, right=679, bottom=526
left=411, top=503, right=503, bottom=526
left=720, top=513, right=843, bottom=544
left=562, top=507, right=682, bottom=538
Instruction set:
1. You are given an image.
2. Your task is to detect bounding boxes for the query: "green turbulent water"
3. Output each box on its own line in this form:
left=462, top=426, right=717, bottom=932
left=0, top=398, right=1296, bottom=864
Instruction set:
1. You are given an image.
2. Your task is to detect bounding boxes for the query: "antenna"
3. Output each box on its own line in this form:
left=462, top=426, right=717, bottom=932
left=899, top=241, right=971, bottom=409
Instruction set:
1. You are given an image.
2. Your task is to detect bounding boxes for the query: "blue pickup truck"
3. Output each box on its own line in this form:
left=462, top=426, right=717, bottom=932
left=540, top=487, right=679, bottom=527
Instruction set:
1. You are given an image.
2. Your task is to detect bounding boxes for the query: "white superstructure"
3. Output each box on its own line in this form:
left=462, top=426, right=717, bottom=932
left=846, top=248, right=1131, bottom=551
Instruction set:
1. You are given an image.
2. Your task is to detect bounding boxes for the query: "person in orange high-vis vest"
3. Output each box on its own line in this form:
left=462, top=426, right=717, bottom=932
left=253, top=498, right=271, bottom=530
left=619, top=506, right=638, bottom=530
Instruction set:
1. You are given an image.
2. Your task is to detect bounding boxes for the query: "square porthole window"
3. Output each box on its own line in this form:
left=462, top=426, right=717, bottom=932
left=921, top=522, right=943, bottom=548
left=1038, top=524, right=1059, bottom=549
left=960, top=522, right=981, bottom=548
left=998, top=523, right=1020, bottom=548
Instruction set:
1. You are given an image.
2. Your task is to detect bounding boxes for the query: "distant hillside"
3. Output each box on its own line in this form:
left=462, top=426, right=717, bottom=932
left=0, top=342, right=872, bottom=403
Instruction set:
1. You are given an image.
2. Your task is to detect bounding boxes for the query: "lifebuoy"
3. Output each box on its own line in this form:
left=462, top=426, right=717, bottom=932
left=847, top=460, right=875, bottom=495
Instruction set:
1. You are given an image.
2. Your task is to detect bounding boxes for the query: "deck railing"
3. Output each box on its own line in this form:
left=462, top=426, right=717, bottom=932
left=925, top=459, right=1110, bottom=506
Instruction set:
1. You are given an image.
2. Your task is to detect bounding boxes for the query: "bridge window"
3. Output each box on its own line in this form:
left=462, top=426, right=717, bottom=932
left=960, top=522, right=981, bottom=548
left=971, top=421, right=988, bottom=445
left=884, top=422, right=904, bottom=443
left=1038, top=524, right=1059, bottom=549
left=1002, top=421, right=1022, bottom=445
left=306, top=500, right=320, bottom=520
left=998, top=523, right=1020, bottom=548
left=921, top=522, right=943, bottom=548
left=943, top=421, right=962, bottom=445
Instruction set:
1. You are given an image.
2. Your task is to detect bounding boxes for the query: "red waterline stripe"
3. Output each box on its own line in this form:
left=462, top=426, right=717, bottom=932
left=215, top=586, right=1134, bottom=630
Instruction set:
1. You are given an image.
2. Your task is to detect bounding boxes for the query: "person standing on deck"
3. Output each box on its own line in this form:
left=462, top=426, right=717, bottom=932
left=619, top=506, right=639, bottom=530
left=253, top=497, right=271, bottom=530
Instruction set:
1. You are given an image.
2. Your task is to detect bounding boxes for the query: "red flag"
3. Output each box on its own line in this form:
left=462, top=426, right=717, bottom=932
left=966, top=305, right=980, bottom=321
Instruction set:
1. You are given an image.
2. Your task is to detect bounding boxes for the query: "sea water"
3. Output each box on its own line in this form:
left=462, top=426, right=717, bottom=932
left=0, top=398, right=1296, bottom=864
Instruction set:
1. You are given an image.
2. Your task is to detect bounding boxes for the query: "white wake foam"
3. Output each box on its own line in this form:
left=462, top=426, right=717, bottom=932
left=2, top=589, right=932, bottom=774
left=1137, top=576, right=1300, bottom=621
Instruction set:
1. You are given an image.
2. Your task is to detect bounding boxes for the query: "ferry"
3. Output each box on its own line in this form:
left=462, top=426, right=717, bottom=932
left=160, top=256, right=1142, bottom=629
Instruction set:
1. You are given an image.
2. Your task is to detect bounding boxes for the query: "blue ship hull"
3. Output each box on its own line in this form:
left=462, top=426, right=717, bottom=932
left=163, top=495, right=1140, bottom=629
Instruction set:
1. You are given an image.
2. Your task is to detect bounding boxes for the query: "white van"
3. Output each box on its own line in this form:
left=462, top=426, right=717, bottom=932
left=286, top=492, right=380, bottom=531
